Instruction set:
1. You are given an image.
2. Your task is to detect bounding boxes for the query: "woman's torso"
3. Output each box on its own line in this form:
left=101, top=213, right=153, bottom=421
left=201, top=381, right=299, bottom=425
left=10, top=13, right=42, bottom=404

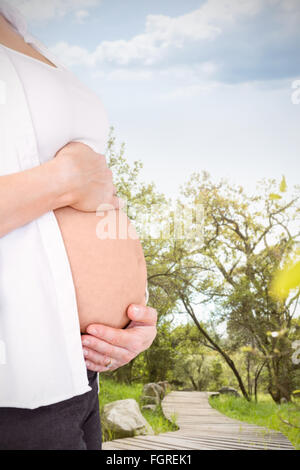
left=1, top=0, right=91, bottom=408
left=3, top=43, right=147, bottom=332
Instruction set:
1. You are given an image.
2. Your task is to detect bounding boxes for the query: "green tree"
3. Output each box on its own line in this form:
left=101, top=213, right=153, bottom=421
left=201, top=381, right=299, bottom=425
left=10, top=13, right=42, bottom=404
left=105, top=130, right=299, bottom=402
left=178, top=173, right=300, bottom=402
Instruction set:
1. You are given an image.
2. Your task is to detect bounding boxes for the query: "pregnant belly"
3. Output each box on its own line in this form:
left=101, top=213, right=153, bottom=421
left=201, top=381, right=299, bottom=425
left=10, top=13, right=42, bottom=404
left=54, top=207, right=147, bottom=333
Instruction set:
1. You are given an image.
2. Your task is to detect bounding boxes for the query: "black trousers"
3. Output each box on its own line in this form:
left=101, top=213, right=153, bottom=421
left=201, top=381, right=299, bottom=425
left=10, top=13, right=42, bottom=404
left=0, top=370, right=101, bottom=450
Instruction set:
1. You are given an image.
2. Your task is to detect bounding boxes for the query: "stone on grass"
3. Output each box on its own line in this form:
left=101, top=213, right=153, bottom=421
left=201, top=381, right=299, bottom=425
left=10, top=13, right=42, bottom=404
left=157, top=381, right=169, bottom=396
left=218, top=387, right=240, bottom=397
left=143, top=383, right=164, bottom=400
left=103, top=399, right=154, bottom=439
left=141, top=395, right=160, bottom=405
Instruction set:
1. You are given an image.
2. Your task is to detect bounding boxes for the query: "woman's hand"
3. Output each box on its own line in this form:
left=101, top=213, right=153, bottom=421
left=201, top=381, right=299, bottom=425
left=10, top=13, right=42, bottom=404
left=0, top=141, right=121, bottom=237
left=81, top=304, right=158, bottom=372
left=54, top=141, right=122, bottom=212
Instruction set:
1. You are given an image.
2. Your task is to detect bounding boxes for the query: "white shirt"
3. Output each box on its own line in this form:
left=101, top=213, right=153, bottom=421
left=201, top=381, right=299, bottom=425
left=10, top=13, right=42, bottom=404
left=1, top=42, right=110, bottom=163
left=0, top=1, right=111, bottom=408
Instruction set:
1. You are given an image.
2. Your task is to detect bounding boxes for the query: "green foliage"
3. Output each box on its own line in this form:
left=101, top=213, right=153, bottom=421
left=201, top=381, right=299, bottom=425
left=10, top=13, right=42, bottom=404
left=180, top=173, right=300, bottom=402
left=271, top=255, right=300, bottom=300
left=169, top=323, right=225, bottom=390
left=104, top=127, right=300, bottom=403
left=99, top=376, right=143, bottom=406
left=269, top=175, right=288, bottom=200
left=210, top=360, right=224, bottom=390
left=141, top=408, right=179, bottom=436
left=144, top=321, right=177, bottom=383
left=209, top=394, right=300, bottom=449
left=280, top=175, right=288, bottom=193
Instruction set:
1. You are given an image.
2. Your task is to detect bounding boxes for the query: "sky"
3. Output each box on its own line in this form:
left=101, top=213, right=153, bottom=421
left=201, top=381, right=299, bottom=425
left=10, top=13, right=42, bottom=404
left=11, top=0, right=300, bottom=199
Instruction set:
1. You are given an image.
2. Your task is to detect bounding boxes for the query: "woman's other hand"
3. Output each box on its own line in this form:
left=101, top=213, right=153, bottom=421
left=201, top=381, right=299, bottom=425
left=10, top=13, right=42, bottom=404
left=54, top=141, right=122, bottom=212
left=81, top=305, right=158, bottom=372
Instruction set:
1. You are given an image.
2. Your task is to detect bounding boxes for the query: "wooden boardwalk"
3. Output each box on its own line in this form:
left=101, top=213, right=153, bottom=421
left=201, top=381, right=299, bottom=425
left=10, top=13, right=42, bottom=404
left=102, top=391, right=294, bottom=450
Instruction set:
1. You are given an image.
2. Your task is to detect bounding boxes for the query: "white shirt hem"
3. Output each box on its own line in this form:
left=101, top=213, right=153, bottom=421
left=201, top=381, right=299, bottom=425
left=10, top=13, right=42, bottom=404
left=0, top=384, right=92, bottom=410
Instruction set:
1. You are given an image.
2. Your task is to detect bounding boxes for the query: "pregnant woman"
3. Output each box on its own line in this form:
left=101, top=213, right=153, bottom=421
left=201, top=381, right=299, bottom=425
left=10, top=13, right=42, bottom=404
left=0, top=1, right=157, bottom=450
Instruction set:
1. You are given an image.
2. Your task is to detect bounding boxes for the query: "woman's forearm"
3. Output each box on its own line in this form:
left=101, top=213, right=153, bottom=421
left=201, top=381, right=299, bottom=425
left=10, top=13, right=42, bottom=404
left=0, top=141, right=121, bottom=238
left=0, top=159, right=67, bottom=238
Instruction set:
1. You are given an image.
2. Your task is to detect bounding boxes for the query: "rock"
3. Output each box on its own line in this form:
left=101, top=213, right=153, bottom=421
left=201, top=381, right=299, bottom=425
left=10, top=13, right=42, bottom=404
left=141, top=395, right=160, bottom=405
left=143, top=383, right=164, bottom=400
left=157, top=381, right=169, bottom=396
left=142, top=404, right=158, bottom=412
left=218, top=387, right=240, bottom=397
left=280, top=397, right=288, bottom=404
left=210, top=392, right=220, bottom=398
left=103, top=399, right=154, bottom=439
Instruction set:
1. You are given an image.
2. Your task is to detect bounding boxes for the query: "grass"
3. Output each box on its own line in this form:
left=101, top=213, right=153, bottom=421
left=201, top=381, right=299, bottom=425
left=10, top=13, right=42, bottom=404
left=209, top=393, right=300, bottom=450
left=98, top=377, right=178, bottom=441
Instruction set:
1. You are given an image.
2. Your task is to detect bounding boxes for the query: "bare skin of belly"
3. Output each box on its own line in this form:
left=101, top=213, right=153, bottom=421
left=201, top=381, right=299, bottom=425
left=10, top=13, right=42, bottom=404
left=54, top=207, right=147, bottom=333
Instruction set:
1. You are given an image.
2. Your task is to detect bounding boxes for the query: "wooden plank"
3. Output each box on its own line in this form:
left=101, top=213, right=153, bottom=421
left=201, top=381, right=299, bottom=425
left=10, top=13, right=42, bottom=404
left=102, top=391, right=294, bottom=451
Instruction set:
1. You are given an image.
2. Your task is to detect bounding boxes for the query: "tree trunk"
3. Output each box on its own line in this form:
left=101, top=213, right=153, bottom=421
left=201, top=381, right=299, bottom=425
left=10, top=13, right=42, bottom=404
left=181, top=295, right=250, bottom=401
left=189, top=375, right=198, bottom=390
left=267, top=357, right=292, bottom=403
left=246, top=354, right=252, bottom=398
left=254, top=361, right=266, bottom=402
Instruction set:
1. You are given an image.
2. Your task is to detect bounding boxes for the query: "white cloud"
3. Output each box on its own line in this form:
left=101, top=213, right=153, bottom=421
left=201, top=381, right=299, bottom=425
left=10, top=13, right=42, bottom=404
left=10, top=0, right=99, bottom=21
left=90, top=62, right=218, bottom=88
left=50, top=41, right=93, bottom=67
left=74, top=9, right=90, bottom=24
left=157, top=64, right=221, bottom=100
left=46, top=0, right=300, bottom=86
left=143, top=0, right=263, bottom=46
left=158, top=63, right=218, bottom=81
left=49, top=0, right=281, bottom=68
left=92, top=68, right=153, bottom=82
left=160, top=82, right=220, bottom=101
